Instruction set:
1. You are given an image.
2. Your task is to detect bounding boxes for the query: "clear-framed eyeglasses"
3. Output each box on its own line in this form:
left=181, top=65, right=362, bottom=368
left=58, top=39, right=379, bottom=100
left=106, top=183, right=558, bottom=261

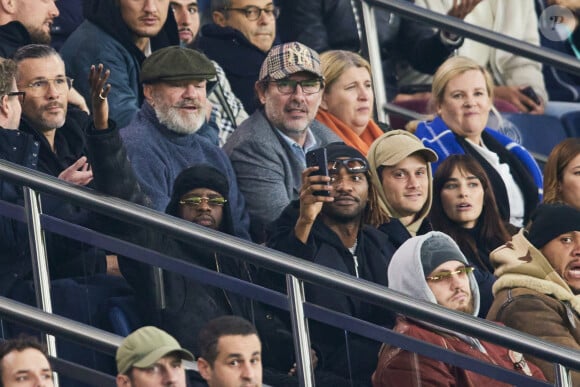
left=21, top=77, right=73, bottom=97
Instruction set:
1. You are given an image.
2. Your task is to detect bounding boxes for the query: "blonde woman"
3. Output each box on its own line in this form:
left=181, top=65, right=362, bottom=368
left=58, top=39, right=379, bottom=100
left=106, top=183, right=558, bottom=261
left=316, top=50, right=387, bottom=155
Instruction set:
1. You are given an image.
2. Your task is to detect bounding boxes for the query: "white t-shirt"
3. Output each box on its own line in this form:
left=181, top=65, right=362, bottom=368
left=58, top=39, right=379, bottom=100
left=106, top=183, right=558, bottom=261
left=466, top=138, right=525, bottom=227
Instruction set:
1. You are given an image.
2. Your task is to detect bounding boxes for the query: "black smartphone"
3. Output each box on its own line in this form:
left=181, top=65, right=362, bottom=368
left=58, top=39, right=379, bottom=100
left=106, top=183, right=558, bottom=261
left=306, top=148, right=330, bottom=197
left=520, top=86, right=541, bottom=109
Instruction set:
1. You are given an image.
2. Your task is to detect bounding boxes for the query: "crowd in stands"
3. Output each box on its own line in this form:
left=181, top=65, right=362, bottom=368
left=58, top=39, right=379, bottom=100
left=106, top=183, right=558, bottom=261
left=0, top=0, right=579, bottom=386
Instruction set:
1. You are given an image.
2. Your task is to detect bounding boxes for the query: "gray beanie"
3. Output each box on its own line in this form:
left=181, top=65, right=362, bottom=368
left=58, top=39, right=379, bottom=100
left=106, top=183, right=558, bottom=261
left=421, top=233, right=468, bottom=276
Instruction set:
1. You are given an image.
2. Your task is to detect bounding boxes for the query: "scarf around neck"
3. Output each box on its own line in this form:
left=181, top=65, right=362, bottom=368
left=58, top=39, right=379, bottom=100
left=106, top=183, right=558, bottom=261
left=316, top=109, right=384, bottom=155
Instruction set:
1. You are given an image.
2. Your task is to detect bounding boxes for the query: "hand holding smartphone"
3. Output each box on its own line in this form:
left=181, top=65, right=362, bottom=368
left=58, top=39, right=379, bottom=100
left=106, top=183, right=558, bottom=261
left=520, top=86, right=542, bottom=110
left=305, top=148, right=330, bottom=197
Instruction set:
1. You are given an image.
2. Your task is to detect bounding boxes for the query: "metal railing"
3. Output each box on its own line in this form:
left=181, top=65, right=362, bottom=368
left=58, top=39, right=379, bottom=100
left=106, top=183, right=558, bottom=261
left=0, top=159, right=578, bottom=386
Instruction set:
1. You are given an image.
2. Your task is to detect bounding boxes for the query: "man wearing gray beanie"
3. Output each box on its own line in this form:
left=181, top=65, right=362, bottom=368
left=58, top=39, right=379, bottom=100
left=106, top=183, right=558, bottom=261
left=373, top=231, right=545, bottom=386
left=488, top=203, right=580, bottom=384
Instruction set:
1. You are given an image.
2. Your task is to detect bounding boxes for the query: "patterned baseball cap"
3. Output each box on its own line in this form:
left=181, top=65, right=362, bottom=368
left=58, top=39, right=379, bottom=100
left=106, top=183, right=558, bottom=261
left=258, top=42, right=323, bottom=81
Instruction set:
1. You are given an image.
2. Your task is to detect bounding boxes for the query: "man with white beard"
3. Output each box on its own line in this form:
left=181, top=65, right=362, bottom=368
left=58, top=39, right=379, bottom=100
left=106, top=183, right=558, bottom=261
left=120, top=46, right=250, bottom=239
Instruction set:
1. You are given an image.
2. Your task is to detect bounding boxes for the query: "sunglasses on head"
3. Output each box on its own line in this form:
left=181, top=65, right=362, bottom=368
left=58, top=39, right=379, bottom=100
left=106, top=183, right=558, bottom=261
left=328, top=158, right=369, bottom=174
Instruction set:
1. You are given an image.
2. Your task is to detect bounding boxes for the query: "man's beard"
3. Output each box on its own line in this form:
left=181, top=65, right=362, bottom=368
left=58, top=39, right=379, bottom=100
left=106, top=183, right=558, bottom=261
left=152, top=97, right=205, bottom=135
left=455, top=294, right=475, bottom=315
left=321, top=195, right=366, bottom=224
left=27, top=26, right=51, bottom=44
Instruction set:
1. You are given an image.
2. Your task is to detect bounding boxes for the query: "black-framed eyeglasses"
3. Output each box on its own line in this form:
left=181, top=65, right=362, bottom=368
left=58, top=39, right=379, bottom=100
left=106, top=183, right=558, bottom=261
left=268, top=78, right=323, bottom=95
left=223, top=5, right=280, bottom=20
left=328, top=158, right=369, bottom=174
left=21, top=77, right=73, bottom=97
left=179, top=196, right=228, bottom=207
left=4, top=91, right=25, bottom=103
left=426, top=266, right=475, bottom=283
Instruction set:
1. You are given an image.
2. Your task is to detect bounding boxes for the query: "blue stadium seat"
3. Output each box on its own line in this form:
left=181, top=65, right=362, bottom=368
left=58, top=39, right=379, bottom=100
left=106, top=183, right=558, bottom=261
left=560, top=111, right=580, bottom=138
left=501, top=113, right=570, bottom=163
left=107, top=295, right=143, bottom=337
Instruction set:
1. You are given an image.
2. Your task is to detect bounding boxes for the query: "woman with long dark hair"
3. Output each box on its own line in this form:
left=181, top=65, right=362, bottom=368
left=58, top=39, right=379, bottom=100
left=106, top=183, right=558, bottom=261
left=431, top=154, right=513, bottom=317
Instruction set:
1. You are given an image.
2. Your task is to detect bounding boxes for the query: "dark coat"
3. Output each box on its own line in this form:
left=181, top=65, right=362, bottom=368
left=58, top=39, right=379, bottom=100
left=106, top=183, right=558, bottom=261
left=0, top=109, right=108, bottom=296
left=60, top=0, right=179, bottom=127
left=196, top=24, right=268, bottom=114
left=378, top=217, right=432, bottom=250
left=265, top=200, right=397, bottom=384
left=86, top=126, right=252, bottom=355
left=0, top=21, right=31, bottom=58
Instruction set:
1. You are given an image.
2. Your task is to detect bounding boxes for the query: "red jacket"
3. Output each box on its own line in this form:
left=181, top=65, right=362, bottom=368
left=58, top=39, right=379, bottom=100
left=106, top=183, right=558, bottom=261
left=372, top=317, right=546, bottom=387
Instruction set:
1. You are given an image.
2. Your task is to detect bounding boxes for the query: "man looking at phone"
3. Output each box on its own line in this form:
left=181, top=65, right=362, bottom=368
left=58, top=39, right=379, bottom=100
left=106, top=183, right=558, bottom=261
left=265, top=142, right=396, bottom=384
left=224, top=41, right=339, bottom=241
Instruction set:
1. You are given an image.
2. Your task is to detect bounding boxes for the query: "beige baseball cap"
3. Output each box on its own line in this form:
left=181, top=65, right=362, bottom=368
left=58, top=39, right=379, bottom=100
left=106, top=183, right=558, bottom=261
left=370, top=130, right=437, bottom=167
left=116, top=326, right=194, bottom=375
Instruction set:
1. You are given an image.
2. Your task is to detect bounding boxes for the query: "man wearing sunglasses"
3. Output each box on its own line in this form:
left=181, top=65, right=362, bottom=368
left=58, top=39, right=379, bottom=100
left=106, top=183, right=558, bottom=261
left=197, top=0, right=278, bottom=113
left=373, top=231, right=545, bottom=386
left=265, top=142, right=396, bottom=385
left=224, top=41, right=340, bottom=242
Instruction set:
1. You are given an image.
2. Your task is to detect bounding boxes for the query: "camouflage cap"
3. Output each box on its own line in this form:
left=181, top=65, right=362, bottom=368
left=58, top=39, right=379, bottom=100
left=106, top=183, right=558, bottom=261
left=258, top=42, right=323, bottom=81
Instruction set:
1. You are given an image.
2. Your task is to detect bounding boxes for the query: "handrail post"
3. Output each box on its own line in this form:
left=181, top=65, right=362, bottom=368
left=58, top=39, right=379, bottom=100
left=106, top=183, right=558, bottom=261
left=286, top=275, right=314, bottom=387
left=554, top=363, right=572, bottom=387
left=358, top=0, right=388, bottom=124
left=22, top=187, right=59, bottom=387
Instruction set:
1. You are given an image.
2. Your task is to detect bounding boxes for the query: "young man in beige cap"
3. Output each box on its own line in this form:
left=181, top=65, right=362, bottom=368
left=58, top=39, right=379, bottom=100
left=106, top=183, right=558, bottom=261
left=223, top=41, right=340, bottom=241
left=367, top=130, right=438, bottom=247
left=116, top=326, right=194, bottom=387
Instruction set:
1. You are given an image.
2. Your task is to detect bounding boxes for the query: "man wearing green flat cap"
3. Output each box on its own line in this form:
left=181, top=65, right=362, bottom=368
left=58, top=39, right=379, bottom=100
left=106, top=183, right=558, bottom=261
left=119, top=45, right=251, bottom=240
left=116, top=325, right=194, bottom=387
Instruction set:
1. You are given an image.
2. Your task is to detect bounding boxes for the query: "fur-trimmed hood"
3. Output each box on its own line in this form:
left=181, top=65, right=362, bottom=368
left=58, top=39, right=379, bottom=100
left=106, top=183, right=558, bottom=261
left=491, top=229, right=580, bottom=313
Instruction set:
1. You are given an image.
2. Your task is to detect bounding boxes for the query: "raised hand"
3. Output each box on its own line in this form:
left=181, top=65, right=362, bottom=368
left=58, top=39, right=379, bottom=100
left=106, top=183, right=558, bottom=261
left=294, top=166, right=333, bottom=243
left=89, top=64, right=111, bottom=130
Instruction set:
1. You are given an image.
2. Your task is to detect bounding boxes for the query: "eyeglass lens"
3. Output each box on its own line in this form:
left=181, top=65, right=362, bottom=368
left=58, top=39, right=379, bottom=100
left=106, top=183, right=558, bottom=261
left=427, top=266, right=474, bottom=282
left=274, top=79, right=322, bottom=95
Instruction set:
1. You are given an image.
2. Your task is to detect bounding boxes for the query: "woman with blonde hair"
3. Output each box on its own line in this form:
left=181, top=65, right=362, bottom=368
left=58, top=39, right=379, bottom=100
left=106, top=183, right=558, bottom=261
left=544, top=138, right=580, bottom=209
left=316, top=50, right=387, bottom=155
left=415, top=56, right=542, bottom=227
